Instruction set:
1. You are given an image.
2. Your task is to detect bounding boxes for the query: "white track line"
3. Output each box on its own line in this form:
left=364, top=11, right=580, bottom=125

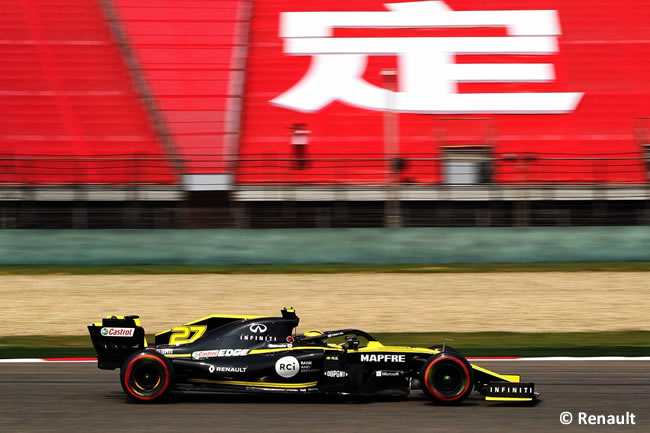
left=509, top=356, right=650, bottom=361
left=0, top=358, right=47, bottom=363
left=1, top=357, right=650, bottom=363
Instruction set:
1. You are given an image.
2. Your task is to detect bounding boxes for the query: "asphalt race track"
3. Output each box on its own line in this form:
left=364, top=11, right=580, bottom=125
left=1, top=361, right=647, bottom=433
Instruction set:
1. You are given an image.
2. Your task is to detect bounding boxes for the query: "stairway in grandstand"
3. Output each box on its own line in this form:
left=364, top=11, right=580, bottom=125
left=113, top=0, right=244, bottom=191
left=0, top=0, right=180, bottom=198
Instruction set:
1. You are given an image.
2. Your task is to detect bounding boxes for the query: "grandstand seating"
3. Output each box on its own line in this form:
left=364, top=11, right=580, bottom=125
left=1, top=0, right=649, bottom=191
left=236, top=0, right=649, bottom=186
left=113, top=0, right=244, bottom=188
left=0, top=0, right=176, bottom=186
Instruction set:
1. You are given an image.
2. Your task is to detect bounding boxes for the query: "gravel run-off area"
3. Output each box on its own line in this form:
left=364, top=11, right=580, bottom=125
left=1, top=272, right=648, bottom=335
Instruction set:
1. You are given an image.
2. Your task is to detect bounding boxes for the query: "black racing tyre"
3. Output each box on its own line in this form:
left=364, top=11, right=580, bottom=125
left=428, top=344, right=460, bottom=355
left=420, top=353, right=474, bottom=405
left=120, top=350, right=173, bottom=403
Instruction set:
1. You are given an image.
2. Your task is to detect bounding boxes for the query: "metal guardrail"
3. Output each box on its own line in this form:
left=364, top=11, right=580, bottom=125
left=0, top=153, right=647, bottom=188
left=0, top=153, right=648, bottom=228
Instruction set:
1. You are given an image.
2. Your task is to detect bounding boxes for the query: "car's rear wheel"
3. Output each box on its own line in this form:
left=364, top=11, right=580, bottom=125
left=120, top=351, right=173, bottom=403
left=420, top=353, right=474, bottom=405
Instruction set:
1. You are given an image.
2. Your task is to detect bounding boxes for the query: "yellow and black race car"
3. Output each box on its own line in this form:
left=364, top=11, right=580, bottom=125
left=88, top=307, right=538, bottom=404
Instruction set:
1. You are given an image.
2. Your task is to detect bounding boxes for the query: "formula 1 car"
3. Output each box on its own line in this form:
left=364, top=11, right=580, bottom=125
left=88, top=308, right=537, bottom=404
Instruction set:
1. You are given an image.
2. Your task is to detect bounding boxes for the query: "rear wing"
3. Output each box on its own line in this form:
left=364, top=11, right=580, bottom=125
left=87, top=315, right=147, bottom=370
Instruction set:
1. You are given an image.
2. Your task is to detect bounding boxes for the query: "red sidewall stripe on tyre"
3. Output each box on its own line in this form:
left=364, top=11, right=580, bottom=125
left=124, top=354, right=169, bottom=400
left=424, top=355, right=471, bottom=402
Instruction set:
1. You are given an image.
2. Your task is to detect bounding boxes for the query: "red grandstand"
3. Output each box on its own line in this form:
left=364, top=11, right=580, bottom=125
left=237, top=0, right=650, bottom=186
left=0, top=0, right=176, bottom=188
left=0, top=0, right=245, bottom=196
left=1, top=0, right=650, bottom=197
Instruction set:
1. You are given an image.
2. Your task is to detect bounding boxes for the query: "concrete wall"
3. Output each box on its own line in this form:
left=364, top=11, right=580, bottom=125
left=1, top=227, right=649, bottom=264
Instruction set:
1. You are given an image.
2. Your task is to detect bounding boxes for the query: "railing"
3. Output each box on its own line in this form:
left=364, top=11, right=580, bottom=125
left=0, top=153, right=649, bottom=229
left=0, top=155, right=179, bottom=186
left=0, top=153, right=647, bottom=189
left=235, top=153, right=649, bottom=187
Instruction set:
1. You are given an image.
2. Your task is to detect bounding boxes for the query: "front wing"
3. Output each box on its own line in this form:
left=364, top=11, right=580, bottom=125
left=472, top=364, right=538, bottom=402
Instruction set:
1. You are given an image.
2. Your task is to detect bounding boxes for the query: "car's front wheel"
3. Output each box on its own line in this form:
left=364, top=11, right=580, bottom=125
left=420, top=352, right=474, bottom=405
left=120, top=350, right=173, bottom=403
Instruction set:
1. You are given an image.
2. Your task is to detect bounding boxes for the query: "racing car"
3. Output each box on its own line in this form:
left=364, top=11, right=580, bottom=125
left=88, top=307, right=537, bottom=404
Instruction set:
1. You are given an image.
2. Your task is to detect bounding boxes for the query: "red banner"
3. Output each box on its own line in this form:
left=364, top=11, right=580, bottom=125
left=239, top=0, right=650, bottom=184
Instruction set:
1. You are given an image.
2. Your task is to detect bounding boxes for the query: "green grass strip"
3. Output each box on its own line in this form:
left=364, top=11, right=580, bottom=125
left=2, top=331, right=649, bottom=359
left=373, top=331, right=650, bottom=357
left=2, top=262, right=650, bottom=274
left=0, top=336, right=95, bottom=359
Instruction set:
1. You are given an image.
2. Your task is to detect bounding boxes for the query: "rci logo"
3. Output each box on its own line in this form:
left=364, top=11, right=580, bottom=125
left=275, top=356, right=300, bottom=378
left=249, top=323, right=268, bottom=333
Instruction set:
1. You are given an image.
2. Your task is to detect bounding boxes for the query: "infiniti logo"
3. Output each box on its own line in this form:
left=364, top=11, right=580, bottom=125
left=249, top=323, right=267, bottom=333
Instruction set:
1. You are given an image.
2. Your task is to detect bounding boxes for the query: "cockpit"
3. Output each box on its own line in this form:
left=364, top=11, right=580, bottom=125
left=292, top=328, right=378, bottom=350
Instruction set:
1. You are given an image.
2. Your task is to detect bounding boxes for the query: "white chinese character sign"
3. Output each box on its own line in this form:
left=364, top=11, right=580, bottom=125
left=238, top=0, right=645, bottom=185
left=271, top=1, right=583, bottom=114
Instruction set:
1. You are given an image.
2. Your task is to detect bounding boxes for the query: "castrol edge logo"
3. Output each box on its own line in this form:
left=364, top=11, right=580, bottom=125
left=100, top=327, right=135, bottom=337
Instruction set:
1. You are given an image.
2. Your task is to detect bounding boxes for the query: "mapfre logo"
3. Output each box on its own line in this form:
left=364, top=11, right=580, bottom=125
left=249, top=323, right=268, bottom=333
left=272, top=1, right=582, bottom=114
left=360, top=353, right=406, bottom=362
